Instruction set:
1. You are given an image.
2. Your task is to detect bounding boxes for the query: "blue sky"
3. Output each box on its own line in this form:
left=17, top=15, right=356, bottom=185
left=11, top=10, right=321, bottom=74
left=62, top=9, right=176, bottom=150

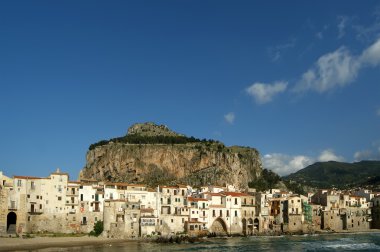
left=1, top=1, right=380, bottom=179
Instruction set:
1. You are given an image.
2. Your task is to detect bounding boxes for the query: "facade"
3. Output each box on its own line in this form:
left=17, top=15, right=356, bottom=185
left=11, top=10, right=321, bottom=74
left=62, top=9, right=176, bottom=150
left=0, top=169, right=376, bottom=238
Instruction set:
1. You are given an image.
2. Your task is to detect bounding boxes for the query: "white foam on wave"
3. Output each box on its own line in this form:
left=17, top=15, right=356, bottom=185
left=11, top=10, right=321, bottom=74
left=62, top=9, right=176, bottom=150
left=323, top=242, right=380, bottom=250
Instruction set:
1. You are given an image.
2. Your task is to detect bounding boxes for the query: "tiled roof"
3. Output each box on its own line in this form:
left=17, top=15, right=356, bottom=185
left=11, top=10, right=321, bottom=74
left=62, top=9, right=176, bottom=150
left=223, top=192, right=250, bottom=197
left=14, top=175, right=45, bottom=180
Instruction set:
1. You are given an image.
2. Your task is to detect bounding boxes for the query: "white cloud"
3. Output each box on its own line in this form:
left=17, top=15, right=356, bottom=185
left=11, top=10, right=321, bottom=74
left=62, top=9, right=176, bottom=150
left=354, top=150, right=373, bottom=161
left=263, top=149, right=345, bottom=176
left=360, top=39, right=380, bottom=66
left=246, top=81, right=287, bottom=104
left=294, top=47, right=360, bottom=93
left=224, top=112, right=235, bottom=124
left=315, top=25, right=329, bottom=40
left=337, top=16, right=348, bottom=39
left=353, top=141, right=380, bottom=161
left=354, top=7, right=380, bottom=42
left=318, top=149, right=345, bottom=162
left=262, top=153, right=314, bottom=176
left=294, top=38, right=380, bottom=93
left=268, top=39, right=296, bottom=62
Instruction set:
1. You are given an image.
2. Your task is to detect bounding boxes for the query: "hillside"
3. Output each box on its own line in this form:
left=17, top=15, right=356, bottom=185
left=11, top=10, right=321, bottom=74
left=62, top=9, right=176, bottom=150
left=80, top=122, right=262, bottom=189
left=283, top=160, right=380, bottom=189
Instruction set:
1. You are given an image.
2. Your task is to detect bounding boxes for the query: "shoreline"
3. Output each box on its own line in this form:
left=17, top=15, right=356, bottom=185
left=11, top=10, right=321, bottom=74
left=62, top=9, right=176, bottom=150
left=0, top=236, right=132, bottom=252
left=2, top=230, right=380, bottom=251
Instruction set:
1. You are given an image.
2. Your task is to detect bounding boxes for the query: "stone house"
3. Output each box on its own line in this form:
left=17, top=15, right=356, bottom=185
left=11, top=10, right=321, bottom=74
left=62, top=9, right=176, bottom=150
left=371, top=197, right=380, bottom=228
left=103, top=200, right=141, bottom=238
left=240, top=193, right=256, bottom=235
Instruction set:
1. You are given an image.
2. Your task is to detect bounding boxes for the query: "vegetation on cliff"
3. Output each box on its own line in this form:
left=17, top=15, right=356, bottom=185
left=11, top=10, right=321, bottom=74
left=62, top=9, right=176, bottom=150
left=89, top=134, right=222, bottom=150
left=283, top=160, right=380, bottom=189
left=248, top=169, right=280, bottom=192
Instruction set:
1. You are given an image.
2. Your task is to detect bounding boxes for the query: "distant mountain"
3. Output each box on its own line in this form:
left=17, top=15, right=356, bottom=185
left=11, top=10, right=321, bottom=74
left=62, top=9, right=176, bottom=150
left=283, top=161, right=380, bottom=189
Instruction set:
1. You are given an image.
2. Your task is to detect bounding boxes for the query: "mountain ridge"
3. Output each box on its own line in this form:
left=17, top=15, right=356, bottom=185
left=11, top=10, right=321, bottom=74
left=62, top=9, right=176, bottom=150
left=283, top=160, right=380, bottom=189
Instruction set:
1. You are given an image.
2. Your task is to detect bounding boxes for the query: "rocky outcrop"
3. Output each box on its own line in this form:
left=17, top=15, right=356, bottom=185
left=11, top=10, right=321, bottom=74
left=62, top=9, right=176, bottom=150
left=80, top=123, right=262, bottom=189
left=127, top=122, right=184, bottom=137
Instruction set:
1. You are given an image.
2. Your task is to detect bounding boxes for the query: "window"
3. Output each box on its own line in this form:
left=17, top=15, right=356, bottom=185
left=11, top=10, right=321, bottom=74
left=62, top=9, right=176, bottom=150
left=235, top=198, right=238, bottom=205
left=220, top=210, right=222, bottom=217
left=58, top=196, right=62, bottom=201
left=235, top=210, right=237, bottom=217
left=171, top=219, right=173, bottom=223
left=27, top=194, right=30, bottom=198
left=227, top=210, right=230, bottom=217
left=17, top=180, right=22, bottom=187
left=213, top=210, right=216, bottom=217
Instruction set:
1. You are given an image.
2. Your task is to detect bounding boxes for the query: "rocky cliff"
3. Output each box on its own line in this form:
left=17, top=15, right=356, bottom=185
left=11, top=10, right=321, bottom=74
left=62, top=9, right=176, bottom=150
left=80, top=123, right=262, bottom=189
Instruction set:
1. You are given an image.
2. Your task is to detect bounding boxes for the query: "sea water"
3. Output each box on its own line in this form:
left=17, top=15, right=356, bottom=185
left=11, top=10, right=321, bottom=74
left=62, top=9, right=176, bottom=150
left=48, top=233, right=380, bottom=252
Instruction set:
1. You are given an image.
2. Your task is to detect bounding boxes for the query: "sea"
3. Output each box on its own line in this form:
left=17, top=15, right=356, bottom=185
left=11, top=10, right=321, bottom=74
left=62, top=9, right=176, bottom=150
left=65, top=232, right=380, bottom=252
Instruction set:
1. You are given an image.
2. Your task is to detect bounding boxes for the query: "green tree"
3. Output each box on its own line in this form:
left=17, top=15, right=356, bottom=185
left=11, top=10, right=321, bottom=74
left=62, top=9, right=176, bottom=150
left=89, top=221, right=103, bottom=236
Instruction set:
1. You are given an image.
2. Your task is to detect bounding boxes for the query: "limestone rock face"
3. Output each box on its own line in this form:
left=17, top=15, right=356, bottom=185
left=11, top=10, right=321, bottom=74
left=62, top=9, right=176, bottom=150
left=127, top=122, right=184, bottom=137
left=80, top=123, right=262, bottom=189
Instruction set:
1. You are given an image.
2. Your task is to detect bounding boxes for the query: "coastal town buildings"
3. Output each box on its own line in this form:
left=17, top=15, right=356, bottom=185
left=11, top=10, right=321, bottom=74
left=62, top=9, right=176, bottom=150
left=0, top=169, right=378, bottom=238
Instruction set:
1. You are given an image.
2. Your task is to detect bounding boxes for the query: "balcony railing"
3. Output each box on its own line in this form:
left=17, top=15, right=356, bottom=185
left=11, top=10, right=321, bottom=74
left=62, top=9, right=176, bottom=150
left=8, top=203, right=17, bottom=210
left=28, top=209, right=43, bottom=215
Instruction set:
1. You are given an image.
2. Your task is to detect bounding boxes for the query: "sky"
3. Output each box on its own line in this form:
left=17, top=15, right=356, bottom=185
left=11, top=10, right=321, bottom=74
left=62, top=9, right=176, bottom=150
left=1, top=1, right=380, bottom=179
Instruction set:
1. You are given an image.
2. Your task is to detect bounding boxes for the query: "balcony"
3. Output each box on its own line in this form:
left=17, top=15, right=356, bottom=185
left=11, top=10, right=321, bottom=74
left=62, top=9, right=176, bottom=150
left=8, top=206, right=17, bottom=211
left=69, top=209, right=76, bottom=214
left=65, top=201, right=79, bottom=205
left=28, top=209, right=43, bottom=215
left=242, top=204, right=256, bottom=207
left=66, top=193, right=79, bottom=197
